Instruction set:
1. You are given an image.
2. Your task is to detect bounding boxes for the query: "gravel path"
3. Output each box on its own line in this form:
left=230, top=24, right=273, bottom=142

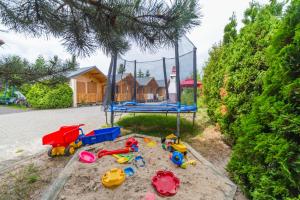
left=0, top=106, right=116, bottom=165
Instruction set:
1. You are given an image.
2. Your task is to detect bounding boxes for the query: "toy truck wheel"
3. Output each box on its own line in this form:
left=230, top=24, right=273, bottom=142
left=167, top=146, right=174, bottom=152
left=65, top=146, right=75, bottom=156
left=47, top=148, right=55, bottom=157
left=75, top=140, right=82, bottom=148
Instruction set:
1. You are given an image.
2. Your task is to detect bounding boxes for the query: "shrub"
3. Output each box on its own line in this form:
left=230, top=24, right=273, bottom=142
left=203, top=1, right=300, bottom=199
left=26, top=83, right=72, bottom=109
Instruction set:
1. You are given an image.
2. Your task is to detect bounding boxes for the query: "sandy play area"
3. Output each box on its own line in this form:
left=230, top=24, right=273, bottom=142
left=57, top=135, right=236, bottom=200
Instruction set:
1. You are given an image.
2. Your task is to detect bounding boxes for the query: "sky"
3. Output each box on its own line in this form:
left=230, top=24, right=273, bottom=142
left=0, top=0, right=269, bottom=75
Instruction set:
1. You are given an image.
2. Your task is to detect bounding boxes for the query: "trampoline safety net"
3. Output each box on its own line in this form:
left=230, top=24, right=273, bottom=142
left=104, top=36, right=198, bottom=114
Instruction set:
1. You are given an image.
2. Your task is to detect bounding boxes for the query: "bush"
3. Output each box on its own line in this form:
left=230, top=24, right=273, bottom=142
left=26, top=83, right=72, bottom=109
left=203, top=1, right=300, bottom=199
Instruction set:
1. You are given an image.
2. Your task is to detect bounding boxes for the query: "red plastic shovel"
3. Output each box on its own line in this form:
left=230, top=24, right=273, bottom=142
left=97, top=147, right=131, bottom=158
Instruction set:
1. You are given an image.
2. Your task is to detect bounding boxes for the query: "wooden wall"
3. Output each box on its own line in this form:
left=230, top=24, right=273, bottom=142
left=75, top=71, right=106, bottom=105
left=115, top=75, right=135, bottom=102
left=137, top=79, right=159, bottom=102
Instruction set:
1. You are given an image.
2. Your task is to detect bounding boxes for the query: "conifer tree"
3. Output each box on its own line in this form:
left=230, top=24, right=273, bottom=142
left=223, top=13, right=237, bottom=44
left=145, top=70, right=150, bottom=77
left=117, top=64, right=126, bottom=74
left=0, top=0, right=200, bottom=55
left=137, top=69, right=144, bottom=78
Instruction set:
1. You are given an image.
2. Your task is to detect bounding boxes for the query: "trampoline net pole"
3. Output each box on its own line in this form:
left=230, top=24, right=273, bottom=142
left=133, top=60, right=137, bottom=102
left=103, top=56, right=113, bottom=124
left=110, top=54, right=118, bottom=127
left=193, top=47, right=197, bottom=127
left=193, top=47, right=197, bottom=107
left=162, top=57, right=169, bottom=101
left=175, top=39, right=181, bottom=138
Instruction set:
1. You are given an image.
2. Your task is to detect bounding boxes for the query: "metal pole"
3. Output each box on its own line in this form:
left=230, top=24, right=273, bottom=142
left=193, top=47, right=197, bottom=127
left=162, top=57, right=169, bottom=101
left=104, top=57, right=114, bottom=125
left=175, top=39, right=181, bottom=139
left=133, top=60, right=137, bottom=101
left=110, top=53, right=118, bottom=127
left=193, top=47, right=197, bottom=106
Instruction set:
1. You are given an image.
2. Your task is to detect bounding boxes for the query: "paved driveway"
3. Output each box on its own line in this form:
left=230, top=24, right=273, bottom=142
left=0, top=106, right=113, bottom=164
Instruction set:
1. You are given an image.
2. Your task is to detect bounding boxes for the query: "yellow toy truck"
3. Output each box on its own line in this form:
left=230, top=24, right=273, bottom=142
left=161, top=134, right=188, bottom=156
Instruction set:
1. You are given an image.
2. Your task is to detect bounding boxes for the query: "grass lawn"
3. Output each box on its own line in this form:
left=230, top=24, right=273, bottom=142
left=116, top=96, right=212, bottom=140
left=116, top=109, right=211, bottom=141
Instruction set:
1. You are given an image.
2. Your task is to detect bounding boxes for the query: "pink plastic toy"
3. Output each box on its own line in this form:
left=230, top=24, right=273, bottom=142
left=143, top=192, right=156, bottom=200
left=79, top=151, right=96, bottom=163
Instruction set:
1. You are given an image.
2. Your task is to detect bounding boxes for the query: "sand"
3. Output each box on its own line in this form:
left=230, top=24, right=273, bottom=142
left=57, top=136, right=236, bottom=200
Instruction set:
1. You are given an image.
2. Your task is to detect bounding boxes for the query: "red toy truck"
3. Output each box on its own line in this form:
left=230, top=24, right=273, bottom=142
left=42, top=124, right=84, bottom=157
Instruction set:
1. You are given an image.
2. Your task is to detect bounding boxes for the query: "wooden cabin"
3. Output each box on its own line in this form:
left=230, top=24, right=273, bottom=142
left=115, top=73, right=137, bottom=102
left=136, top=77, right=159, bottom=102
left=156, top=80, right=167, bottom=101
left=67, top=66, right=107, bottom=107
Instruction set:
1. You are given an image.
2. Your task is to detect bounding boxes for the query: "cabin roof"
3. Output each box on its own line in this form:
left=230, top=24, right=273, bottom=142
left=156, top=80, right=166, bottom=87
left=66, top=66, right=97, bottom=78
left=136, top=77, right=154, bottom=86
left=115, top=73, right=132, bottom=82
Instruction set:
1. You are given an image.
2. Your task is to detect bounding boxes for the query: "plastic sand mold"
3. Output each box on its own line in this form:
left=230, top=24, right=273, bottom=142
left=152, top=171, right=180, bottom=196
left=124, top=167, right=135, bottom=176
left=133, top=156, right=145, bottom=168
left=147, top=140, right=157, bottom=148
left=102, top=168, right=126, bottom=188
left=143, top=137, right=152, bottom=143
left=112, top=154, right=134, bottom=164
left=79, top=151, right=96, bottom=163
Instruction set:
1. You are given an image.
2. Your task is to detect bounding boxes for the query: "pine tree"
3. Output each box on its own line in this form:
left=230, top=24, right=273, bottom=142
left=137, top=69, right=144, bottom=78
left=0, top=0, right=200, bottom=55
left=145, top=70, right=150, bottom=77
left=0, top=55, right=78, bottom=86
left=117, top=64, right=126, bottom=74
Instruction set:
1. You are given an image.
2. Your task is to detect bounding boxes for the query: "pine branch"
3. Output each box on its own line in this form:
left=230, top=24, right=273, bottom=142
left=0, top=0, right=200, bottom=55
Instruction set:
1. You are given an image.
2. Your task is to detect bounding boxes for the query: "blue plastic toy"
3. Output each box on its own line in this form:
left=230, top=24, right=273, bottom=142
left=131, top=144, right=139, bottom=152
left=170, top=151, right=184, bottom=166
left=80, top=127, right=120, bottom=145
left=133, top=156, right=145, bottom=168
left=124, top=167, right=135, bottom=176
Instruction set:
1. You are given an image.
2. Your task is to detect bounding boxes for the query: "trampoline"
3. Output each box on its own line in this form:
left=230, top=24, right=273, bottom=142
left=109, top=103, right=197, bottom=113
left=104, top=36, right=198, bottom=138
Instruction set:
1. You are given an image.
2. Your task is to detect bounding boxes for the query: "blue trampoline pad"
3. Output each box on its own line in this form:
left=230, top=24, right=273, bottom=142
left=108, top=102, right=197, bottom=113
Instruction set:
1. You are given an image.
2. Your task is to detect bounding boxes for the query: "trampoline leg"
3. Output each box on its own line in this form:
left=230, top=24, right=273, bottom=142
left=111, top=111, right=114, bottom=127
left=105, top=111, right=108, bottom=125
left=193, top=112, right=196, bottom=127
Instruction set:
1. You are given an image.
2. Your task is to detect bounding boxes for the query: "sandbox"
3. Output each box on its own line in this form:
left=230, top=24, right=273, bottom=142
left=55, top=135, right=236, bottom=200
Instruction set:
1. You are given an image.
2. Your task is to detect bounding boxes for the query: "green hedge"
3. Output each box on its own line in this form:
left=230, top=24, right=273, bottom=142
left=26, top=83, right=72, bottom=109
left=203, top=1, right=300, bottom=199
